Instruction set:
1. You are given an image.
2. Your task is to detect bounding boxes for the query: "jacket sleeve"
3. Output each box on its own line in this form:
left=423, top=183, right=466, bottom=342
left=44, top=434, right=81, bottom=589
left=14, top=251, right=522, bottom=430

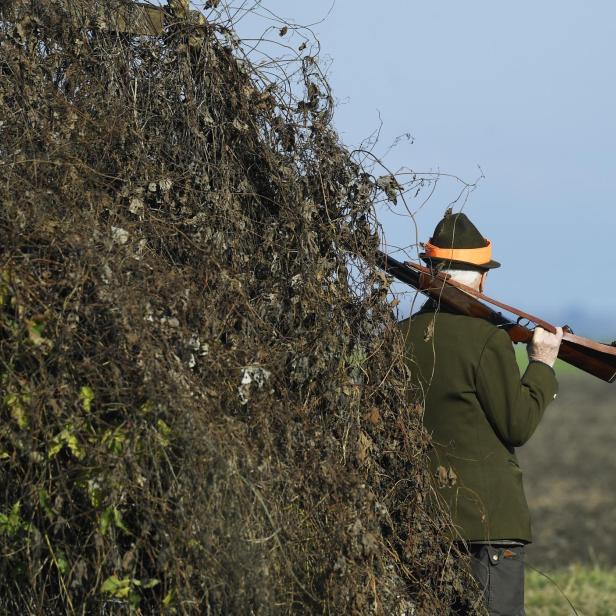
left=475, top=328, right=558, bottom=447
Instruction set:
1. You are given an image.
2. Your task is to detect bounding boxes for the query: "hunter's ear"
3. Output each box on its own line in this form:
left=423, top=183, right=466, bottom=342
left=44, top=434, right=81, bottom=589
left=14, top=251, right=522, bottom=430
left=479, top=272, right=488, bottom=293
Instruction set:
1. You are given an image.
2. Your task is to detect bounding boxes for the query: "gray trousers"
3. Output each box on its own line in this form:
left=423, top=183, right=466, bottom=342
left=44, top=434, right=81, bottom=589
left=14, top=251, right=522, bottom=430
left=468, top=543, right=526, bottom=616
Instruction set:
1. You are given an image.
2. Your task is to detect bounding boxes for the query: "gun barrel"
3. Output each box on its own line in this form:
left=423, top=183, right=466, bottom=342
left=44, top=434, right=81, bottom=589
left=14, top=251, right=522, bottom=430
left=376, top=250, right=616, bottom=383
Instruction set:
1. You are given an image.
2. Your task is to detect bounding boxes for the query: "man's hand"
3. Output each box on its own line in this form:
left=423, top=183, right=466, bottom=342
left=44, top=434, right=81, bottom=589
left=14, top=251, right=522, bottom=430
left=527, top=326, right=564, bottom=368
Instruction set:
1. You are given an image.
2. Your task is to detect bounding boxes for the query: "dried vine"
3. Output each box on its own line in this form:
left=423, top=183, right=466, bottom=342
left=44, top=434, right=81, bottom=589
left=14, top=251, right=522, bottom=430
left=0, top=1, right=479, bottom=613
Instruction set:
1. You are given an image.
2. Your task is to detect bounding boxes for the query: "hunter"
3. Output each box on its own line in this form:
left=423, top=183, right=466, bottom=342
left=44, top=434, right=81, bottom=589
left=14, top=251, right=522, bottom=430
left=400, top=212, right=563, bottom=615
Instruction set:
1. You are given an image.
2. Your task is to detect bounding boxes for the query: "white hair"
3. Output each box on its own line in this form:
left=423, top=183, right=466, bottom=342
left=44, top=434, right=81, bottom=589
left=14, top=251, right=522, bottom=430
left=442, top=268, right=484, bottom=289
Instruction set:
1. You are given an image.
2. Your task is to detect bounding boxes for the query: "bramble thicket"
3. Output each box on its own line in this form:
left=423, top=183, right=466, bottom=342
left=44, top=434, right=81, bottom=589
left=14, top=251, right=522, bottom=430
left=0, top=1, right=479, bottom=613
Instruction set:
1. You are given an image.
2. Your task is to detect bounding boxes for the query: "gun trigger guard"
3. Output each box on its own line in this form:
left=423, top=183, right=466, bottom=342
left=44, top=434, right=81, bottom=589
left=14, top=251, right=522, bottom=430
left=516, top=316, right=532, bottom=329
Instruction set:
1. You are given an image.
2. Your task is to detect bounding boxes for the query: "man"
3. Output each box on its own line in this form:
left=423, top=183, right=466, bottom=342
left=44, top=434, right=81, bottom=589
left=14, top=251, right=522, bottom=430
left=400, top=212, right=563, bottom=615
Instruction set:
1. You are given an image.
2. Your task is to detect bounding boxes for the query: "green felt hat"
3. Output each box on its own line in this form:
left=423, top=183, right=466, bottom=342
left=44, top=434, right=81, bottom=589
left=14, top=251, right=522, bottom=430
left=420, top=211, right=501, bottom=271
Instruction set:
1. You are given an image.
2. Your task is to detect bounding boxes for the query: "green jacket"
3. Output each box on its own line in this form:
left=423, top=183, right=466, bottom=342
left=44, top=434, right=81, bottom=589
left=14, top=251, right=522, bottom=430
left=400, top=302, right=558, bottom=542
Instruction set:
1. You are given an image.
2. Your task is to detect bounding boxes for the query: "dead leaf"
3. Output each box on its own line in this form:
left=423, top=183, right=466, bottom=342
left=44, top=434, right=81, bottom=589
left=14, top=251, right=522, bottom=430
left=111, top=226, right=129, bottom=245
left=363, top=407, right=381, bottom=426
left=129, top=197, right=144, bottom=214
left=424, top=319, right=435, bottom=342
left=376, top=175, right=401, bottom=204
left=357, top=431, right=373, bottom=464
left=436, top=465, right=457, bottom=487
left=437, top=465, right=448, bottom=487
left=447, top=467, right=457, bottom=486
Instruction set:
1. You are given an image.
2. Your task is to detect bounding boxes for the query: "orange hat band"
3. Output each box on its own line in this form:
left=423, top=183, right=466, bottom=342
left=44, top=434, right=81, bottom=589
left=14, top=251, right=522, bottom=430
left=424, top=239, right=492, bottom=265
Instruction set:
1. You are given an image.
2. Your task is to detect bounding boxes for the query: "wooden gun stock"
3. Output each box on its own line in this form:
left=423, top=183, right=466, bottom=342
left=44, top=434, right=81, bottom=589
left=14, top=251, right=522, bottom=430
left=376, top=250, right=616, bottom=383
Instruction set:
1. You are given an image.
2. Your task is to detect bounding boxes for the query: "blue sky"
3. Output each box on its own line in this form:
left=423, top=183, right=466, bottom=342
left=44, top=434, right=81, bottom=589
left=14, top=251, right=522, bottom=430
left=205, top=1, right=616, bottom=336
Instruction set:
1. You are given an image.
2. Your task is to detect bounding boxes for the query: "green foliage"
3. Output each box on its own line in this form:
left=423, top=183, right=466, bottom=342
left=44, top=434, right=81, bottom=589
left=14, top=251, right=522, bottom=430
left=101, top=575, right=160, bottom=608
left=0, top=502, right=32, bottom=538
left=79, top=386, right=95, bottom=413
left=48, top=424, right=85, bottom=460
left=99, top=506, right=130, bottom=537
left=3, top=386, right=31, bottom=430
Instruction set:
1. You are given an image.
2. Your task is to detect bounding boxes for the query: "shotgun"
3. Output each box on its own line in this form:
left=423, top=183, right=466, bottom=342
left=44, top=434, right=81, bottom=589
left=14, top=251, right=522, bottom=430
left=376, top=250, right=616, bottom=383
